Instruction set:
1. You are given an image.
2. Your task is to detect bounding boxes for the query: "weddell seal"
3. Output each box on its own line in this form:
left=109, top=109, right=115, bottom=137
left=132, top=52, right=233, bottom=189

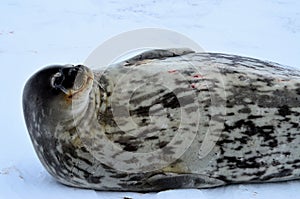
left=23, top=48, right=300, bottom=191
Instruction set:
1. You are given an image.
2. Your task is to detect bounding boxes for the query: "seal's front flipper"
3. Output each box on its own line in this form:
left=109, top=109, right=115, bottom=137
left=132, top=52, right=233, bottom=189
left=144, top=173, right=226, bottom=191
left=123, top=48, right=195, bottom=66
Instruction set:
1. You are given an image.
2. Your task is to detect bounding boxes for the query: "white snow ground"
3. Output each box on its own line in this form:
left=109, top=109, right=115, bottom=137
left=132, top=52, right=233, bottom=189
left=1, top=0, right=300, bottom=198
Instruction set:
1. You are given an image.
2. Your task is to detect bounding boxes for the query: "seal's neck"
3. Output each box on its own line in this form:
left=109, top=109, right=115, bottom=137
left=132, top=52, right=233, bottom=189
left=70, top=83, right=100, bottom=126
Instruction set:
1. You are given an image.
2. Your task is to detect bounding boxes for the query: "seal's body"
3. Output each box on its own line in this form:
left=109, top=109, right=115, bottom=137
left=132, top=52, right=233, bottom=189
left=23, top=49, right=300, bottom=191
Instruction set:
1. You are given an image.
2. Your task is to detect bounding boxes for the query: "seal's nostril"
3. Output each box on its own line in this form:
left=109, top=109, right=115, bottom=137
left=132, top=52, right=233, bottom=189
left=51, top=71, right=65, bottom=89
left=54, top=66, right=82, bottom=91
left=50, top=71, right=70, bottom=94
left=67, top=67, right=79, bottom=79
left=50, top=66, right=82, bottom=93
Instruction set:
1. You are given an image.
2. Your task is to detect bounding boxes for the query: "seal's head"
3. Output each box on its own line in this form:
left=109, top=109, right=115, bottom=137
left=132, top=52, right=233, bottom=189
left=23, top=64, right=94, bottom=139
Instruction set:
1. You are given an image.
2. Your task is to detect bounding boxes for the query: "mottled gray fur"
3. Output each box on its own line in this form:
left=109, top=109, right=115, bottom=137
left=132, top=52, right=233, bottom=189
left=23, top=49, right=300, bottom=191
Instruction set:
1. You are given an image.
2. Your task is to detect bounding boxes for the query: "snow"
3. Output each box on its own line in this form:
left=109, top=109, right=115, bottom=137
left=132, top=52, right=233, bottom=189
left=1, top=0, right=300, bottom=198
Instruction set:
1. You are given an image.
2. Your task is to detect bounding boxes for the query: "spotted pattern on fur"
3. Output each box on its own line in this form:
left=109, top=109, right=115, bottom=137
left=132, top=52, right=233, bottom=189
left=23, top=49, right=300, bottom=191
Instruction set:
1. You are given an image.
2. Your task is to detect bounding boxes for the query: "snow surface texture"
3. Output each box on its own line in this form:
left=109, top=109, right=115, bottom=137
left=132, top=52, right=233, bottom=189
left=1, top=0, right=300, bottom=198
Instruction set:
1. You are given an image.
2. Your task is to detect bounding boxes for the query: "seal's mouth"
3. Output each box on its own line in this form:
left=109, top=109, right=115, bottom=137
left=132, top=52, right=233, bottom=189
left=50, top=65, right=94, bottom=102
